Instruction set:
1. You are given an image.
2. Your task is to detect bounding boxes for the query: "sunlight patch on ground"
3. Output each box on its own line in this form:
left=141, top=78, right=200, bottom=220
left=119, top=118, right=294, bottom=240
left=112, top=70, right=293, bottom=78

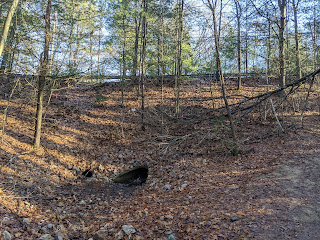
left=59, top=125, right=91, bottom=136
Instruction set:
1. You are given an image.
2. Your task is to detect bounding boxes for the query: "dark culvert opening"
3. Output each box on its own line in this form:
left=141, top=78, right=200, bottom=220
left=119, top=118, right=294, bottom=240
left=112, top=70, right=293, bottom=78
left=112, top=166, right=148, bottom=186
left=82, top=169, right=93, bottom=177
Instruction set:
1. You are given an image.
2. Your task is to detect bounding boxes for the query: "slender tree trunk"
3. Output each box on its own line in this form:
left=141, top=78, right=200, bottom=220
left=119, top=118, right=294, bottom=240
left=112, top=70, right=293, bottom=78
left=235, top=0, right=241, bottom=90
left=204, top=0, right=238, bottom=154
left=97, top=19, right=102, bottom=78
left=132, top=18, right=140, bottom=83
left=216, top=0, right=223, bottom=82
left=141, top=0, right=147, bottom=131
left=245, top=0, right=248, bottom=78
left=157, top=36, right=161, bottom=76
left=312, top=1, right=316, bottom=71
left=266, top=15, right=271, bottom=87
left=278, top=0, right=286, bottom=88
left=90, top=33, right=93, bottom=76
left=34, top=0, right=51, bottom=148
left=264, top=15, right=272, bottom=120
left=132, top=0, right=141, bottom=84
left=7, top=53, right=14, bottom=73
left=121, top=16, right=127, bottom=107
left=175, top=0, right=184, bottom=117
left=68, top=9, right=74, bottom=74
left=292, top=0, right=301, bottom=79
left=49, top=11, right=57, bottom=75
left=245, top=31, right=248, bottom=78
left=161, top=0, right=165, bottom=102
left=0, top=0, right=19, bottom=58
left=73, top=25, right=80, bottom=72
left=0, top=53, right=8, bottom=73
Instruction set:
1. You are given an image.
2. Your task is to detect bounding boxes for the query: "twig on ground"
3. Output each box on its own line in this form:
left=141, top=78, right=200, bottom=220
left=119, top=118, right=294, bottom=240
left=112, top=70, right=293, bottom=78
left=270, top=98, right=284, bottom=132
left=9, top=149, right=41, bottom=165
left=159, top=131, right=203, bottom=154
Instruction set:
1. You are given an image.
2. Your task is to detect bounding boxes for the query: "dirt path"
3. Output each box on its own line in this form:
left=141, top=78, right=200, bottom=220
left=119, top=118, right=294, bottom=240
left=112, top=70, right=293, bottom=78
left=274, top=156, right=320, bottom=239
left=246, top=120, right=320, bottom=239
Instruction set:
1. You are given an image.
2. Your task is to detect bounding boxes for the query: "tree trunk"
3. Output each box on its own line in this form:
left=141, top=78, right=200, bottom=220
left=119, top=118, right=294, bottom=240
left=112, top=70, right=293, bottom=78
left=161, top=0, right=165, bottom=102
left=97, top=19, right=102, bottom=78
left=235, top=0, right=241, bottom=90
left=266, top=14, right=271, bottom=87
left=141, top=0, right=147, bottom=131
left=0, top=0, right=19, bottom=58
left=49, top=11, right=57, bottom=75
left=73, top=25, right=80, bottom=72
left=175, top=0, right=184, bottom=117
left=132, top=0, right=141, bottom=84
left=292, top=0, right=301, bottom=79
left=278, top=0, right=286, bottom=88
left=245, top=0, right=248, bottom=78
left=157, top=36, right=161, bottom=76
left=34, top=0, right=51, bottom=148
left=204, top=0, right=238, bottom=154
left=310, top=1, right=317, bottom=71
left=68, top=10, right=74, bottom=74
left=90, top=33, right=93, bottom=76
left=121, top=16, right=127, bottom=107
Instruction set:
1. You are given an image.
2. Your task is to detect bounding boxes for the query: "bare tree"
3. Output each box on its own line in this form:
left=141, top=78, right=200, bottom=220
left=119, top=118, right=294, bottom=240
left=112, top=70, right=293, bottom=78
left=203, top=0, right=238, bottom=154
left=34, top=0, right=52, bottom=148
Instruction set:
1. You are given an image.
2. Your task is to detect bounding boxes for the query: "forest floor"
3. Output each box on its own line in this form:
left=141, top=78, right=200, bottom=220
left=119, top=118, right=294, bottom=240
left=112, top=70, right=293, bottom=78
left=0, top=75, right=319, bottom=240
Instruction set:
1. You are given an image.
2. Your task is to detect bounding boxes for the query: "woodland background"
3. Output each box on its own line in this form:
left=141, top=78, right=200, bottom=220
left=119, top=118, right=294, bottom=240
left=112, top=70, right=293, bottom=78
left=0, top=0, right=319, bottom=239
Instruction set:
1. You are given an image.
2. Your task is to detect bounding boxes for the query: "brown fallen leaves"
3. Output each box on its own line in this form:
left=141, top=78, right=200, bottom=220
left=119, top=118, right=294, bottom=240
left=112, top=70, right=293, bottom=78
left=0, top=77, right=319, bottom=239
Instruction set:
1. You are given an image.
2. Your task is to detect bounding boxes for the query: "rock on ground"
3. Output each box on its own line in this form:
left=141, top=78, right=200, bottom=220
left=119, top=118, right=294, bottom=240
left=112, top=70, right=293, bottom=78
left=92, top=230, right=109, bottom=240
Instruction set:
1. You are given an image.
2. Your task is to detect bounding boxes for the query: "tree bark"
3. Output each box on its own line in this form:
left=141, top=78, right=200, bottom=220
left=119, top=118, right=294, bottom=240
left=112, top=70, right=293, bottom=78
left=278, top=0, right=286, bottom=88
left=312, top=3, right=317, bottom=71
left=161, top=0, right=165, bottom=102
left=234, top=0, right=241, bottom=90
left=132, top=0, right=141, bottom=84
left=90, top=33, right=93, bottom=76
left=68, top=9, right=74, bottom=74
left=292, top=0, right=301, bottom=79
left=141, top=0, right=147, bottom=131
left=121, top=15, right=127, bottom=107
left=266, top=13, right=271, bottom=87
left=49, top=11, right=57, bottom=75
left=204, top=0, right=238, bottom=153
left=245, top=0, right=248, bottom=78
left=157, top=36, right=161, bottom=76
left=34, top=0, right=52, bottom=148
left=175, top=0, right=184, bottom=117
left=0, top=0, right=19, bottom=58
